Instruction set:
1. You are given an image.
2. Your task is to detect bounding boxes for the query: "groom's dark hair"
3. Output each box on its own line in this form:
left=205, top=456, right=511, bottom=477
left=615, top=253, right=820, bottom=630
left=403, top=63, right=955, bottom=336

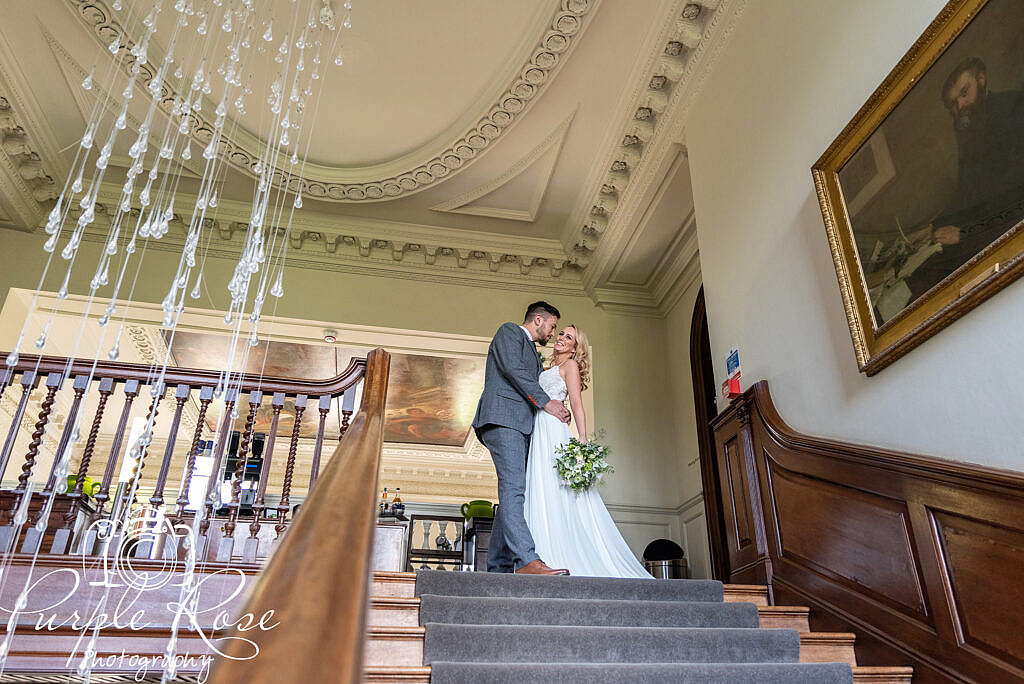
left=524, top=301, right=560, bottom=322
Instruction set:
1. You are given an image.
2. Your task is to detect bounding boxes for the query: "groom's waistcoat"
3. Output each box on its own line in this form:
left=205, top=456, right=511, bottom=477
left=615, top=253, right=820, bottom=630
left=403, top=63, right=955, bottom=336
left=472, top=322, right=552, bottom=436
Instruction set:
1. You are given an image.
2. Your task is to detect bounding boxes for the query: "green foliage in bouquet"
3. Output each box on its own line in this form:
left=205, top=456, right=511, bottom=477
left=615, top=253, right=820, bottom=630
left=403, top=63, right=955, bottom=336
left=553, top=437, right=613, bottom=493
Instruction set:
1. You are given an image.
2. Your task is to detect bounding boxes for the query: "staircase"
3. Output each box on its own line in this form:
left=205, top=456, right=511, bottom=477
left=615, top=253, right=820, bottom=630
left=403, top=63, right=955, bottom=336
left=365, top=571, right=913, bottom=683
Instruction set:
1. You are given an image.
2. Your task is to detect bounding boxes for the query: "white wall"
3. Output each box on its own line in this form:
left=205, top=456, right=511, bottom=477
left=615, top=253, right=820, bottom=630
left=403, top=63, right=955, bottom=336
left=687, top=0, right=1024, bottom=471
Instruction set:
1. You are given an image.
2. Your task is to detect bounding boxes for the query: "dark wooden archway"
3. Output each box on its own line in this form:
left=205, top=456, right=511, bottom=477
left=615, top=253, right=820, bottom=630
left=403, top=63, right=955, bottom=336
left=689, top=287, right=730, bottom=580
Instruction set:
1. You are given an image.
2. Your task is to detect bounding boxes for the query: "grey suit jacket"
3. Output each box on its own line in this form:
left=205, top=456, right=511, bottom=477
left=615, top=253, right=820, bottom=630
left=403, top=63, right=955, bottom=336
left=472, top=323, right=551, bottom=436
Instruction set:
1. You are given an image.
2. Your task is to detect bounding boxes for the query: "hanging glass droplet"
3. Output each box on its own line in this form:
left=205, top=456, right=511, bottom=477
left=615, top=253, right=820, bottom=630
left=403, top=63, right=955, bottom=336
left=5, top=350, right=19, bottom=367
left=61, top=243, right=74, bottom=260
left=197, top=17, right=207, bottom=35
left=190, top=273, right=202, bottom=298
left=263, top=20, right=273, bottom=42
left=293, top=193, right=302, bottom=209
left=81, top=68, right=94, bottom=90
left=209, top=191, right=218, bottom=208
left=182, top=143, right=191, bottom=160
left=109, top=33, right=121, bottom=54
left=108, top=342, right=120, bottom=361
left=112, top=0, right=122, bottom=9
left=34, top=332, right=46, bottom=349
left=343, top=13, right=351, bottom=29
left=221, top=13, right=232, bottom=33
left=43, top=234, right=57, bottom=253
left=223, top=311, right=232, bottom=324
left=334, top=51, right=343, bottom=66
left=57, top=285, right=68, bottom=299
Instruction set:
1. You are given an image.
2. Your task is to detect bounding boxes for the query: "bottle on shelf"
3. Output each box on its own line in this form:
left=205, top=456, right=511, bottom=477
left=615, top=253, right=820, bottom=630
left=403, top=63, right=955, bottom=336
left=392, top=488, right=404, bottom=516
left=379, top=487, right=389, bottom=515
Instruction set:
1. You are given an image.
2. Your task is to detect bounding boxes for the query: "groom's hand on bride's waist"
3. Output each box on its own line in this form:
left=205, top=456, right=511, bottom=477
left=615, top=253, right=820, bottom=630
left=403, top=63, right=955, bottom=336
left=544, top=400, right=571, bottom=423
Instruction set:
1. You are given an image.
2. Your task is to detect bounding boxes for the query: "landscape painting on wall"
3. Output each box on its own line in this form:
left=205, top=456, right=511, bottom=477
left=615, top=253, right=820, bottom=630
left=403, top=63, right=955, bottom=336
left=813, top=0, right=1024, bottom=375
left=165, top=331, right=484, bottom=446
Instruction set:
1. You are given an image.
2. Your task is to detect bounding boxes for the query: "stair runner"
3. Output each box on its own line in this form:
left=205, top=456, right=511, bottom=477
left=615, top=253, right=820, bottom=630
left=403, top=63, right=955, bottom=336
left=414, top=571, right=849, bottom=684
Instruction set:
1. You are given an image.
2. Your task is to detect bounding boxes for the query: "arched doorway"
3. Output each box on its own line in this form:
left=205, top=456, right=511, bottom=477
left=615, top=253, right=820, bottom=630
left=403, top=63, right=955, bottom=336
left=689, top=287, right=730, bottom=579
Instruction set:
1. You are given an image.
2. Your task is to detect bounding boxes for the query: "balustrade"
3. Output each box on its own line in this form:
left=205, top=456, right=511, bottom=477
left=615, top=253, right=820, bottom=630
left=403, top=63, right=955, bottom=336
left=0, top=351, right=366, bottom=563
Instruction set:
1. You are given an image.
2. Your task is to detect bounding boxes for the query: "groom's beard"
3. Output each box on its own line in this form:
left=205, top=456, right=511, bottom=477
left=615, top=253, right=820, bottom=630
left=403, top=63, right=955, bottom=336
left=537, top=338, right=549, bottom=346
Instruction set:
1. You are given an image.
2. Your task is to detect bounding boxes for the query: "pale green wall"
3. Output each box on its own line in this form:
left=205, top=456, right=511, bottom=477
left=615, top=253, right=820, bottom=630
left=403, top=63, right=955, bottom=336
left=0, top=228, right=685, bottom=509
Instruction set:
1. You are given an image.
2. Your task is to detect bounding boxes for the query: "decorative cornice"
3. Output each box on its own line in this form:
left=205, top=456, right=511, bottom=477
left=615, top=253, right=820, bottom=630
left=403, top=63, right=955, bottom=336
left=579, top=0, right=747, bottom=291
left=66, top=187, right=586, bottom=293
left=67, top=0, right=600, bottom=203
left=0, top=91, right=57, bottom=230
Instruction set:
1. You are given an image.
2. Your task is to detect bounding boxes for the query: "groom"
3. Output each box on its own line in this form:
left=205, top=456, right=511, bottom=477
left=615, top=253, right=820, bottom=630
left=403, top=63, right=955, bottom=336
left=473, top=301, right=572, bottom=575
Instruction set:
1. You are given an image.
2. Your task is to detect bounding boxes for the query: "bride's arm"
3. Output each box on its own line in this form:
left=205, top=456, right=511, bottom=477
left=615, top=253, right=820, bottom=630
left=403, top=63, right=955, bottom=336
left=561, top=360, right=588, bottom=440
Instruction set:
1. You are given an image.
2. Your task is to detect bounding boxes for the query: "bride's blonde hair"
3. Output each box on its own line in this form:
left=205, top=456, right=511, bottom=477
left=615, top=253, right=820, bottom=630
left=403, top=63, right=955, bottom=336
left=566, top=325, right=591, bottom=391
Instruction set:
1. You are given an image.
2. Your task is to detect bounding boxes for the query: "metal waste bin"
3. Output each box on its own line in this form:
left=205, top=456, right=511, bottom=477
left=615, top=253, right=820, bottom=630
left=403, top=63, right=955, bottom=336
left=644, top=558, right=689, bottom=579
left=642, top=539, right=689, bottom=579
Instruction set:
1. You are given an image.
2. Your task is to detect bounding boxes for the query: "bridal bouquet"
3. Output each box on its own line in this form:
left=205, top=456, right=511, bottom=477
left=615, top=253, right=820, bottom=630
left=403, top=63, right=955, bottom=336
left=553, top=438, right=613, bottom=492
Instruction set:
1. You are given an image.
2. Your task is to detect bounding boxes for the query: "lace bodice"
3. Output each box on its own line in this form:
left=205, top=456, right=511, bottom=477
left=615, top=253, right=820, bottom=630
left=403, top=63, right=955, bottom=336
left=539, top=365, right=568, bottom=401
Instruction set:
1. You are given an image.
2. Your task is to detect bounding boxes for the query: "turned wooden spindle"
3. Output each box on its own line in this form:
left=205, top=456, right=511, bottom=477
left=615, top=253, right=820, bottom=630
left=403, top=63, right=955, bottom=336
left=16, top=372, right=63, bottom=491
left=149, top=384, right=190, bottom=509
left=245, top=392, right=284, bottom=561
left=308, top=395, right=332, bottom=491
left=172, top=385, right=213, bottom=526
left=0, top=370, right=38, bottom=484
left=124, top=382, right=164, bottom=498
left=275, top=394, right=306, bottom=539
left=93, top=379, right=140, bottom=511
left=223, top=390, right=261, bottom=539
left=43, top=375, right=90, bottom=494
left=339, top=385, right=356, bottom=441
left=53, top=377, right=116, bottom=552
left=198, top=389, right=237, bottom=545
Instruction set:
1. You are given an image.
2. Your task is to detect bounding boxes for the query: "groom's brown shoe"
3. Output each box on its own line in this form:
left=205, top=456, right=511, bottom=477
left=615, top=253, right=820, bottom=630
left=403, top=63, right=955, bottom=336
left=515, top=560, right=570, bottom=576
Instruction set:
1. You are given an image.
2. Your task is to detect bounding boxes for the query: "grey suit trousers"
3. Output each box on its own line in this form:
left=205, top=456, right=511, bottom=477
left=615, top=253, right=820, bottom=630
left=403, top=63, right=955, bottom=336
left=477, top=424, right=539, bottom=572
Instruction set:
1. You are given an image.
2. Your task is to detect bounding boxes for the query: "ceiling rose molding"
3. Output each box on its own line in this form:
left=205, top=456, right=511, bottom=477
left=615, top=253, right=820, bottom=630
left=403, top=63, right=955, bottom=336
left=67, top=0, right=599, bottom=203
left=578, top=0, right=746, bottom=290
left=430, top=108, right=576, bottom=223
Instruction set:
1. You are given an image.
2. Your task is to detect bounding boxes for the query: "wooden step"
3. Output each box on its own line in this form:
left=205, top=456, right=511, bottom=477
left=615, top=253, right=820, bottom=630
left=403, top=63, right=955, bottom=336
left=852, top=666, right=914, bottom=683
left=363, top=664, right=912, bottom=683
left=370, top=595, right=808, bottom=631
left=758, top=605, right=810, bottom=630
left=365, top=626, right=425, bottom=667
left=799, top=632, right=857, bottom=665
left=364, top=665, right=431, bottom=683
left=371, top=596, right=421, bottom=627
left=365, top=627, right=858, bottom=668
left=373, top=573, right=773, bottom=605
left=723, top=583, right=768, bottom=605
left=374, top=571, right=417, bottom=598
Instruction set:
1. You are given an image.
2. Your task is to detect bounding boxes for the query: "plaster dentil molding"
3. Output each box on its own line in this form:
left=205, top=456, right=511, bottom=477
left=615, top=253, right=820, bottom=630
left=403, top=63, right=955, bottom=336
left=578, top=0, right=746, bottom=298
left=67, top=0, right=598, bottom=203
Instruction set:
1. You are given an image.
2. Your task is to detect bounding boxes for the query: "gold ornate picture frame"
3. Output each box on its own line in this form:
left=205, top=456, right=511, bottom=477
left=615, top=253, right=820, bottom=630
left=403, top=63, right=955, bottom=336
left=813, top=0, right=1024, bottom=375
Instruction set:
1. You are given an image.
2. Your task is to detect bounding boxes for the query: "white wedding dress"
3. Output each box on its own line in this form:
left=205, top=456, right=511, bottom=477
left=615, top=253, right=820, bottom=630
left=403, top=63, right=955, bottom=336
left=524, top=365, right=651, bottom=578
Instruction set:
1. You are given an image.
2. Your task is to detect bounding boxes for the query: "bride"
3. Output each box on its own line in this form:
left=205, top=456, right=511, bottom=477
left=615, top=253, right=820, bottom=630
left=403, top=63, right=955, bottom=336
left=524, top=325, right=650, bottom=578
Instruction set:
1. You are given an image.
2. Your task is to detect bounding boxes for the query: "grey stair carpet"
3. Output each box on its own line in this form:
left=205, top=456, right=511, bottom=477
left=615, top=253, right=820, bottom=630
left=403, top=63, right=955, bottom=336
left=430, top=662, right=854, bottom=684
left=423, top=624, right=801, bottom=664
left=415, top=569, right=723, bottom=602
left=414, top=570, right=853, bottom=684
left=419, top=594, right=760, bottom=628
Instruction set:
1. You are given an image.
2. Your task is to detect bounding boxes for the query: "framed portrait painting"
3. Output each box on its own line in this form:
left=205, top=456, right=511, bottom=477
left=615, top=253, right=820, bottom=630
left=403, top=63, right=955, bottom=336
left=813, top=0, right=1024, bottom=375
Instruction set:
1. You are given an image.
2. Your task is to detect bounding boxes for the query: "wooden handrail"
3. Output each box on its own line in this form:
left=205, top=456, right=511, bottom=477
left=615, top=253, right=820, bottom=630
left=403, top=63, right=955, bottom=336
left=0, top=352, right=367, bottom=397
left=209, top=348, right=390, bottom=684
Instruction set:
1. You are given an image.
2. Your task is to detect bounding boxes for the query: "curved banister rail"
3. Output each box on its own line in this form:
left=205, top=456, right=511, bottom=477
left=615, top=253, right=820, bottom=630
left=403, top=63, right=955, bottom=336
left=0, top=352, right=367, bottom=397
left=209, top=348, right=391, bottom=684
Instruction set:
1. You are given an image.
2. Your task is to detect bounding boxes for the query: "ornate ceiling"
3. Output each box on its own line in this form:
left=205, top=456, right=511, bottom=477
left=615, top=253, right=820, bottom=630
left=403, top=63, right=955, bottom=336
left=0, top=0, right=747, bottom=315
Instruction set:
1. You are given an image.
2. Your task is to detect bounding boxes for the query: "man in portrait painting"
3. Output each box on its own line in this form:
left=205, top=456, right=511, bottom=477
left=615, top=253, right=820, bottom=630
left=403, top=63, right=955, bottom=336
left=905, top=56, right=1024, bottom=298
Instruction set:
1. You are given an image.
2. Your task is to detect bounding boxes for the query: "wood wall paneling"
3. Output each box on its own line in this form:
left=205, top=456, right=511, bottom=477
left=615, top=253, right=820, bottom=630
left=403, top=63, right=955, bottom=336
left=711, top=381, right=1024, bottom=683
